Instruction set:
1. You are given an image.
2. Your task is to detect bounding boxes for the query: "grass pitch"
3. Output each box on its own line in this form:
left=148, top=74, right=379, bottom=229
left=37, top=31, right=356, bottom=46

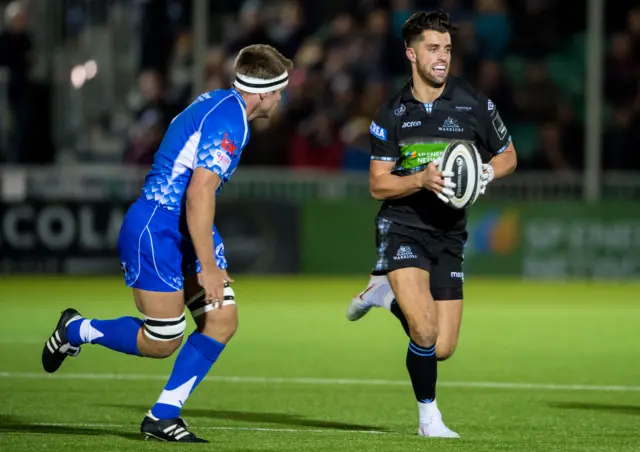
left=1, top=276, right=639, bottom=451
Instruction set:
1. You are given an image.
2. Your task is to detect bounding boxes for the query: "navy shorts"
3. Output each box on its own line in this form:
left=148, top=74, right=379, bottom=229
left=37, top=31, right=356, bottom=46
left=372, top=217, right=465, bottom=301
left=117, top=198, right=227, bottom=292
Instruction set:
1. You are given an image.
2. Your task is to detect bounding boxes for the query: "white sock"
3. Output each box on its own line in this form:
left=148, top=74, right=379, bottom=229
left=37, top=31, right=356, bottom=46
left=418, top=399, right=440, bottom=425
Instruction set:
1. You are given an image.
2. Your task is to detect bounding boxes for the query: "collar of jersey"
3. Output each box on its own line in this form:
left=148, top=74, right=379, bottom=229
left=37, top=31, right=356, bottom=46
left=401, top=76, right=455, bottom=103
left=230, top=88, right=247, bottom=107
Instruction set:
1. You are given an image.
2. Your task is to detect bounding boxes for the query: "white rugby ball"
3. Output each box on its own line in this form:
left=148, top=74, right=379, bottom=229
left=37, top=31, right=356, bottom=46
left=437, top=141, right=483, bottom=210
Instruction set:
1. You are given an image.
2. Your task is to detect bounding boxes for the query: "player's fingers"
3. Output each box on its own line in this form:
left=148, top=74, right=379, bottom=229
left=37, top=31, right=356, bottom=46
left=441, top=188, right=454, bottom=197
left=217, top=283, right=225, bottom=300
left=442, top=170, right=454, bottom=178
left=437, top=192, right=450, bottom=203
left=444, top=180, right=456, bottom=189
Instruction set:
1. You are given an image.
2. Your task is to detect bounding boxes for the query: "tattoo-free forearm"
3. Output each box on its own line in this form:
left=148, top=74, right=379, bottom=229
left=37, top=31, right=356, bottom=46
left=490, top=148, right=517, bottom=179
left=370, top=172, right=423, bottom=200
left=186, top=187, right=216, bottom=270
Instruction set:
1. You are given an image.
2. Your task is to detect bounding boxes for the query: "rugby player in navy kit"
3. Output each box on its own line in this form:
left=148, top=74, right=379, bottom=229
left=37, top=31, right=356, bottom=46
left=346, top=10, right=517, bottom=437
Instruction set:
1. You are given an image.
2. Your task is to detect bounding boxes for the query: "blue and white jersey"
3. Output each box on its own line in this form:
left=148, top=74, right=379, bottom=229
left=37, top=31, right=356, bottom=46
left=141, top=88, right=250, bottom=213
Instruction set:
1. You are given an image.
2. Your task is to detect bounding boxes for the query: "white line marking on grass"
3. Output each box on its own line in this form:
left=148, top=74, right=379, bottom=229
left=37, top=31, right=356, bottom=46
left=1, top=371, right=639, bottom=392
left=21, top=422, right=389, bottom=435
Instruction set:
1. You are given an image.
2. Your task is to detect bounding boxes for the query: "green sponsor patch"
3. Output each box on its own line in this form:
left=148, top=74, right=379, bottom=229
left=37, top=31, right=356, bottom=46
left=398, top=143, right=448, bottom=170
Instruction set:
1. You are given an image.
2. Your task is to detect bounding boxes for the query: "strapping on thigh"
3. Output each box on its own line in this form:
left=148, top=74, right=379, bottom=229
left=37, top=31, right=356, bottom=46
left=185, top=283, right=236, bottom=318
left=143, top=313, right=186, bottom=341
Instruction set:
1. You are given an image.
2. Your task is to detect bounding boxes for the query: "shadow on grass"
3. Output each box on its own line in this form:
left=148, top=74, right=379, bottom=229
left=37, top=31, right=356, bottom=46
left=548, top=402, right=640, bottom=416
left=103, top=404, right=387, bottom=432
left=0, top=414, right=144, bottom=441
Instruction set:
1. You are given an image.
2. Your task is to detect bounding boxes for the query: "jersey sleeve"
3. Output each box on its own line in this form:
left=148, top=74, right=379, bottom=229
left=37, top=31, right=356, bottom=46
left=194, top=101, right=247, bottom=177
left=369, top=106, right=400, bottom=162
left=475, top=94, right=512, bottom=156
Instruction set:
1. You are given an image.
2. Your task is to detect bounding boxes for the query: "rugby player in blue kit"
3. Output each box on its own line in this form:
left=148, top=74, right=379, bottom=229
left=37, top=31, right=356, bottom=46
left=41, top=44, right=293, bottom=442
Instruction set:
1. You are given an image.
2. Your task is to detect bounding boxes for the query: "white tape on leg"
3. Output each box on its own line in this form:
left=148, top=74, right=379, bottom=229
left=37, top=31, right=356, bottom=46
left=143, top=313, right=186, bottom=341
left=187, top=284, right=236, bottom=319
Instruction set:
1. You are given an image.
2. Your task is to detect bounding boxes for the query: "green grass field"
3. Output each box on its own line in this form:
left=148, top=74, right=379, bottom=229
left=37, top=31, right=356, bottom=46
left=1, top=276, right=639, bottom=451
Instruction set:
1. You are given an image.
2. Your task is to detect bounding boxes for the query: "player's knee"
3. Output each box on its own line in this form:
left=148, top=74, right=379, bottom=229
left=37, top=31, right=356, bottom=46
left=190, top=284, right=238, bottom=344
left=141, top=313, right=187, bottom=358
left=436, top=342, right=457, bottom=361
left=199, top=308, right=238, bottom=344
left=216, top=315, right=238, bottom=343
left=145, top=336, right=183, bottom=358
left=408, top=319, right=438, bottom=347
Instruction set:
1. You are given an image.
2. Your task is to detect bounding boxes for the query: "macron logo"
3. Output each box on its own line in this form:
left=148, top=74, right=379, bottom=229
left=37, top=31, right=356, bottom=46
left=402, top=121, right=421, bottom=128
left=369, top=121, right=387, bottom=141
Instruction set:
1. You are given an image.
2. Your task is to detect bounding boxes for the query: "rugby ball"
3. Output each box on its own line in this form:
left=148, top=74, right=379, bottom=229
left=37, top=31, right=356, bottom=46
left=437, top=141, right=482, bottom=210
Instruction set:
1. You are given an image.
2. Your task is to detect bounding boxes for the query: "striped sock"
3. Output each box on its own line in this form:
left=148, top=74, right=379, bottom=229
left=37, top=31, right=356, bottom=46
left=406, top=340, right=437, bottom=403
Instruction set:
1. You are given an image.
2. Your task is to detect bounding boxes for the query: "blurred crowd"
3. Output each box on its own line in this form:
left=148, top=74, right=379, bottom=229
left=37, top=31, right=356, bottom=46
left=0, top=0, right=32, bottom=163
left=2, top=0, right=640, bottom=171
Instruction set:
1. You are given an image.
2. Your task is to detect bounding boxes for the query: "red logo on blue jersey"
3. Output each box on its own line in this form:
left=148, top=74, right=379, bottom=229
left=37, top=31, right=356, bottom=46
left=220, top=133, right=237, bottom=155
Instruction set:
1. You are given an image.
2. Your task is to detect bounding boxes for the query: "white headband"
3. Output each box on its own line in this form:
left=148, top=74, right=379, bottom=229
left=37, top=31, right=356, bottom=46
left=233, top=71, right=289, bottom=94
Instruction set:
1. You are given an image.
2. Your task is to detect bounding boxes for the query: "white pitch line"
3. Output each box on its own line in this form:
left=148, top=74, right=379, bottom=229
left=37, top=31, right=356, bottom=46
left=22, top=422, right=389, bottom=435
left=1, top=371, right=639, bottom=392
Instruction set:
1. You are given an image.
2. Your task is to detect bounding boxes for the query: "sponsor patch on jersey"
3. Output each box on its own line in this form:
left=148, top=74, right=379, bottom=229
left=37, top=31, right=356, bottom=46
left=369, top=121, right=387, bottom=140
left=488, top=99, right=495, bottom=111
left=212, top=149, right=232, bottom=173
left=402, top=121, right=421, bottom=128
left=220, top=132, right=237, bottom=155
left=492, top=113, right=507, bottom=140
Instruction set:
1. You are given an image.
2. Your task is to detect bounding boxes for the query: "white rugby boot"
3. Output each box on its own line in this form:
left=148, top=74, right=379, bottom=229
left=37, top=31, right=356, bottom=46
left=346, top=274, right=393, bottom=321
left=417, top=400, right=460, bottom=438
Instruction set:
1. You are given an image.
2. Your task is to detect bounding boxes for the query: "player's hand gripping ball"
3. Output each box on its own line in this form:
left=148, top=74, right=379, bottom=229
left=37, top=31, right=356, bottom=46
left=434, top=141, right=483, bottom=209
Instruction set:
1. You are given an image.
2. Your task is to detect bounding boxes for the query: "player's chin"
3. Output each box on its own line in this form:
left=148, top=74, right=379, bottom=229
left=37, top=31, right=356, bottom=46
left=429, top=73, right=447, bottom=87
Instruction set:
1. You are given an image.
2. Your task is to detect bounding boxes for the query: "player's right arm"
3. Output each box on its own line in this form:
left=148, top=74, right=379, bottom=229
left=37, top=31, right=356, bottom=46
left=368, top=108, right=451, bottom=201
left=186, top=168, right=225, bottom=303
left=187, top=106, right=243, bottom=303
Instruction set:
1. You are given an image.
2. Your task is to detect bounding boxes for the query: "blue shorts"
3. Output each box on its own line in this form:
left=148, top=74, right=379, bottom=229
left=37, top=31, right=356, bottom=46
left=117, top=198, right=227, bottom=292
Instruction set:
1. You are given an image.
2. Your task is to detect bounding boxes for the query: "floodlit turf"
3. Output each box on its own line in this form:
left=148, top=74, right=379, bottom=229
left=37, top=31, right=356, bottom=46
left=1, top=276, right=639, bottom=451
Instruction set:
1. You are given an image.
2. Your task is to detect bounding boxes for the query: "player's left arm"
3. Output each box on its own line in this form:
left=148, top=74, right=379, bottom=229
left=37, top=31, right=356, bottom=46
left=475, top=96, right=517, bottom=192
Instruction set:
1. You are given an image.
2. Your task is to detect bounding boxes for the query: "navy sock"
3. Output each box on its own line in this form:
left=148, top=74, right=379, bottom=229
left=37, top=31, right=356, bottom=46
left=406, top=340, right=437, bottom=403
left=390, top=299, right=410, bottom=337
left=66, top=317, right=143, bottom=356
left=151, top=332, right=225, bottom=420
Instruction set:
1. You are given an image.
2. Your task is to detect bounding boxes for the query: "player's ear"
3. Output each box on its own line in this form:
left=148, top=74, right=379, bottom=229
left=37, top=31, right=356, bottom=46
left=405, top=45, right=417, bottom=64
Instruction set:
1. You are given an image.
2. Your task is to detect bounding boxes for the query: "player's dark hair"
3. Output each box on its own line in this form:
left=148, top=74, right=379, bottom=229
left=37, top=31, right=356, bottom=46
left=234, top=44, right=293, bottom=80
left=401, top=10, right=455, bottom=47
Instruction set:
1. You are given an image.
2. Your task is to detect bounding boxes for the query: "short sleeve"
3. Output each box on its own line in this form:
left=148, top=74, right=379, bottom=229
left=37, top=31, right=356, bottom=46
left=369, top=106, right=400, bottom=162
left=195, top=102, right=246, bottom=177
left=476, top=94, right=512, bottom=156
